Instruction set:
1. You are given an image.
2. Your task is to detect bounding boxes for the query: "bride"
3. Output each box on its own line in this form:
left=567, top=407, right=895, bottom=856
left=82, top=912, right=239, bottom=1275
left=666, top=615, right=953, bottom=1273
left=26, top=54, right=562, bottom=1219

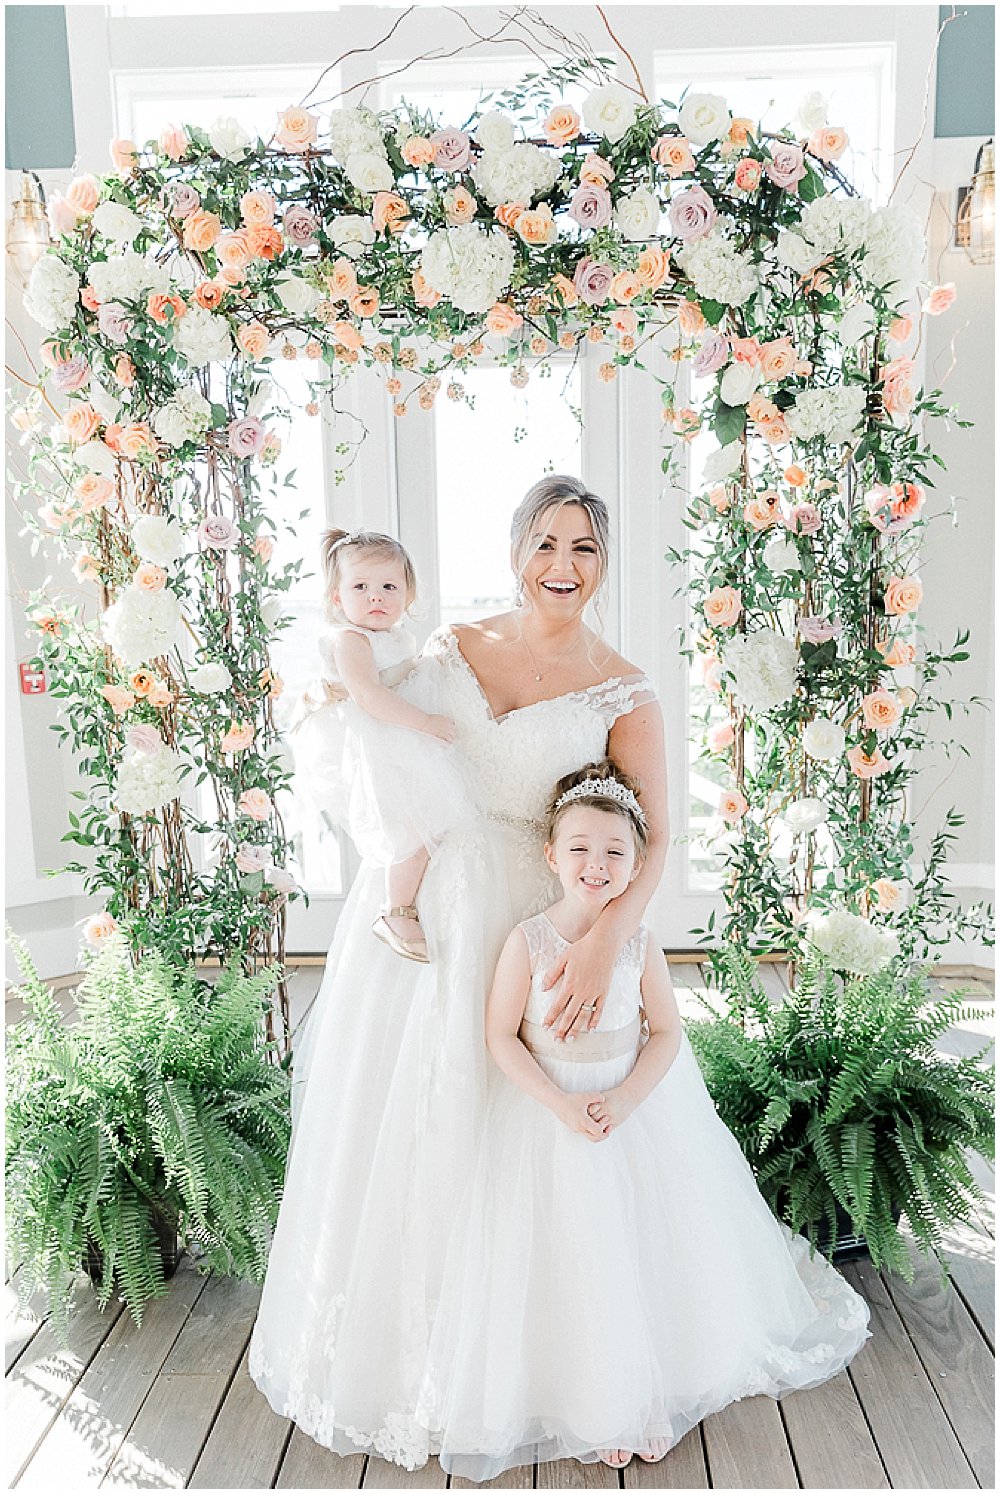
left=249, top=475, right=666, bottom=1468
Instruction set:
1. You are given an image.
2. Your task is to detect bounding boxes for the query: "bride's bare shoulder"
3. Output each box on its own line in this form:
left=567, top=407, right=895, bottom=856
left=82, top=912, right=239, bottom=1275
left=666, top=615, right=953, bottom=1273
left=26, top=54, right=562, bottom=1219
left=452, top=613, right=519, bottom=652
left=587, top=634, right=644, bottom=683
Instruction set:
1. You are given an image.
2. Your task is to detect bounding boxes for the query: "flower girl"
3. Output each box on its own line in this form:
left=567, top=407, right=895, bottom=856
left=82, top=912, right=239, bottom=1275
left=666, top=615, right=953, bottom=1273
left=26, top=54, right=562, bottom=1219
left=418, top=759, right=871, bottom=1480
left=293, top=528, right=468, bottom=962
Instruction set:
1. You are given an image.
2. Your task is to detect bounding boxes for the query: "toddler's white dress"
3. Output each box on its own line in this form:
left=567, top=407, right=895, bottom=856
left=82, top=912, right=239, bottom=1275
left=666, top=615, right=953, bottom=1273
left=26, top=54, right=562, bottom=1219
left=292, top=621, right=470, bottom=864
left=417, top=912, right=872, bottom=1483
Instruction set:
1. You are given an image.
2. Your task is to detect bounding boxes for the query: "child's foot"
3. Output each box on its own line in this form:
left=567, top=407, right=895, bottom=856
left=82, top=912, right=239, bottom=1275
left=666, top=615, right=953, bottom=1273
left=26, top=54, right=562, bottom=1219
left=597, top=1449, right=633, bottom=1468
left=638, top=1438, right=670, bottom=1463
left=372, top=904, right=429, bottom=963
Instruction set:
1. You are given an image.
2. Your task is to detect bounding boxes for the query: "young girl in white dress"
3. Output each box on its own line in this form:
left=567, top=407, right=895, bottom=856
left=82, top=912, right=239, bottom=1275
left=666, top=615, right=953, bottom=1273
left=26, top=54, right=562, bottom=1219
left=418, top=759, right=871, bottom=1482
left=293, top=528, right=468, bottom=962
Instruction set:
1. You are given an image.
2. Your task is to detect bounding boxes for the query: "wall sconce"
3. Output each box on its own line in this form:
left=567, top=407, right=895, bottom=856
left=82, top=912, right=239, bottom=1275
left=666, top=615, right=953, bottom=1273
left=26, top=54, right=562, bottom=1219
left=955, top=139, right=995, bottom=265
left=5, top=171, right=52, bottom=284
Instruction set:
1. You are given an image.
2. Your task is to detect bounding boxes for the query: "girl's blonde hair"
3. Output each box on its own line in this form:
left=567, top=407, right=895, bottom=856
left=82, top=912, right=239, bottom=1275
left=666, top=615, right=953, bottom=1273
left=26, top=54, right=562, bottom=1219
left=320, top=529, right=418, bottom=621
left=509, top=475, right=611, bottom=610
left=544, top=758, right=649, bottom=858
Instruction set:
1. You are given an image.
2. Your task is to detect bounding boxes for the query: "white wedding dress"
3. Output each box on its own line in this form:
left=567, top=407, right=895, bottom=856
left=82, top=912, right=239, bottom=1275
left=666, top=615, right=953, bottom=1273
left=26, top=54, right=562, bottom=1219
left=249, top=627, right=657, bottom=1468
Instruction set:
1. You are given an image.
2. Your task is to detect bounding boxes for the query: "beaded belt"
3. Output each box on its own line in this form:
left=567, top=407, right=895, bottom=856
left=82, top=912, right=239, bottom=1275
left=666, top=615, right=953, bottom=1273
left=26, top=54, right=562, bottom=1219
left=519, top=1015, right=641, bottom=1064
left=487, top=810, right=545, bottom=833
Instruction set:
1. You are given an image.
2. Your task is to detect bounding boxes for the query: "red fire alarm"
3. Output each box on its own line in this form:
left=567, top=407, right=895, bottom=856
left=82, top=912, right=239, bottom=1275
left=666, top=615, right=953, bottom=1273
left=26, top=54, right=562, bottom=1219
left=19, top=661, right=47, bottom=695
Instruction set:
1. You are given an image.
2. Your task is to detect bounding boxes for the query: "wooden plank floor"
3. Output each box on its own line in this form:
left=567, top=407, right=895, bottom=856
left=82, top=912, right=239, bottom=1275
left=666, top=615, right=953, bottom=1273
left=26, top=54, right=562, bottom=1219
left=6, top=961, right=993, bottom=1489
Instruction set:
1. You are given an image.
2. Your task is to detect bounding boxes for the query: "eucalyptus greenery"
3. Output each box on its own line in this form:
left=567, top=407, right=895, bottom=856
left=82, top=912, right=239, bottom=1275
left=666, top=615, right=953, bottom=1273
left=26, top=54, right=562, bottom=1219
left=687, top=945, right=995, bottom=1278
left=5, top=933, right=291, bottom=1339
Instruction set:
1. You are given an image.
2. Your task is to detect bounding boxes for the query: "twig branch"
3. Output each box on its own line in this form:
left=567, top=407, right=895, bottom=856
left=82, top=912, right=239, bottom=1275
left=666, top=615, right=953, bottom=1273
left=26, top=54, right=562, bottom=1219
left=595, top=5, right=648, bottom=101
left=296, top=7, right=418, bottom=108
left=889, top=6, right=962, bottom=203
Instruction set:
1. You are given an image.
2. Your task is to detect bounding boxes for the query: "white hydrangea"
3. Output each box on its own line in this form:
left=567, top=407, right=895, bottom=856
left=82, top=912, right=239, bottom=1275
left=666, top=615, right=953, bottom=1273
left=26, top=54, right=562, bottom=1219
left=172, top=304, right=233, bottom=366
left=101, top=586, right=183, bottom=665
left=188, top=661, right=232, bottom=694
left=24, top=254, right=80, bottom=330
left=676, top=224, right=757, bottom=306
left=153, top=384, right=213, bottom=448
left=614, top=188, right=661, bottom=241
left=327, top=106, right=386, bottom=165
left=786, top=385, right=867, bottom=446
left=328, top=215, right=376, bottom=259
left=861, top=203, right=925, bottom=300
left=420, top=223, right=516, bottom=314
left=797, top=195, right=873, bottom=257
left=474, top=111, right=517, bottom=154
left=114, top=742, right=184, bottom=816
left=805, top=907, right=900, bottom=976
left=91, top=201, right=144, bottom=244
left=582, top=83, right=638, bottom=144
left=132, top=514, right=185, bottom=567
left=472, top=142, right=562, bottom=208
left=723, top=629, right=799, bottom=714
left=88, top=251, right=168, bottom=304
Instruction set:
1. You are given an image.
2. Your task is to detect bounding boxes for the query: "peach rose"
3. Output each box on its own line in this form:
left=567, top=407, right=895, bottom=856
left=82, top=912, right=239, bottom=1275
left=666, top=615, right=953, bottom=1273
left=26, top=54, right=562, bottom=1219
left=540, top=104, right=580, bottom=145
left=486, top=302, right=523, bottom=337
left=925, top=283, right=956, bottom=316
left=146, top=682, right=172, bottom=708
left=110, top=138, right=137, bottom=172
left=847, top=745, right=892, bottom=779
left=326, top=258, right=359, bottom=302
left=443, top=185, right=477, bottom=225
left=146, top=293, right=186, bottom=325
left=550, top=273, right=579, bottom=307
left=101, top=684, right=135, bottom=714
left=118, top=422, right=156, bottom=460
left=275, top=106, right=318, bottom=152
left=159, top=124, right=188, bottom=160
left=728, top=117, right=754, bottom=147
left=730, top=336, right=761, bottom=365
left=677, top=300, right=706, bottom=336
left=63, top=403, right=102, bottom=445
left=130, top=670, right=155, bottom=695
left=515, top=204, right=557, bottom=246
left=239, top=787, right=272, bottom=821
left=758, top=337, right=796, bottom=380
left=610, top=270, right=642, bottom=304
left=704, top=659, right=724, bottom=693
left=884, top=574, right=923, bottom=615
left=707, top=720, right=735, bottom=752
left=66, top=174, right=100, bottom=215
left=719, top=788, right=748, bottom=822
left=74, top=550, right=102, bottom=582
left=103, top=423, right=124, bottom=453
left=220, top=721, right=255, bottom=754
left=373, top=192, right=410, bottom=235
left=733, top=158, right=763, bottom=192
left=579, top=153, right=615, bottom=187
left=784, top=464, right=807, bottom=488
left=113, top=353, right=136, bottom=386
left=612, top=307, right=638, bottom=336
left=133, top=562, right=167, bottom=593
left=880, top=356, right=918, bottom=421
left=81, top=286, right=101, bottom=312
left=744, top=493, right=782, bottom=531
left=758, top=414, right=791, bottom=445
left=183, top=210, right=222, bottom=253
left=193, top=280, right=226, bottom=311
left=253, top=535, right=275, bottom=562
left=861, top=687, right=902, bottom=731
left=598, top=362, right=618, bottom=383
left=495, top=202, right=523, bottom=229
left=234, top=322, right=269, bottom=360
left=808, top=127, right=848, bottom=162
left=673, top=407, right=701, bottom=440
left=350, top=287, right=380, bottom=318
left=704, top=585, right=742, bottom=628
left=707, top=485, right=731, bottom=513
left=636, top=245, right=670, bottom=290
left=240, top=189, right=276, bottom=228
left=74, top=473, right=115, bottom=512
left=872, top=877, right=909, bottom=912
left=83, top=911, right=119, bottom=946
left=888, top=314, right=913, bottom=345
left=402, top=135, right=436, bottom=168
left=331, top=321, right=364, bottom=350
left=652, top=136, right=695, bottom=176
left=877, top=638, right=916, bottom=668
left=216, top=230, right=252, bottom=273
left=246, top=224, right=283, bottom=260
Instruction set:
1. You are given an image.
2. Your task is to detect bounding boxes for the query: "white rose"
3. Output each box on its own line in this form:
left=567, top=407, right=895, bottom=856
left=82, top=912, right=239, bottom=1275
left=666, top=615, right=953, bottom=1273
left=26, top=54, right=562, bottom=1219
left=582, top=83, right=637, bottom=144
left=132, top=514, right=185, bottom=567
left=247, top=379, right=275, bottom=417
left=836, top=300, right=876, bottom=346
left=75, top=439, right=117, bottom=477
left=88, top=379, right=121, bottom=425
left=702, top=440, right=744, bottom=483
left=91, top=200, right=144, bottom=244
left=614, top=187, right=661, bottom=241
left=763, top=534, right=801, bottom=575
left=796, top=90, right=828, bottom=133
left=329, top=215, right=376, bottom=259
left=209, top=115, right=251, bottom=161
left=345, top=151, right=395, bottom=194
left=678, top=92, right=732, bottom=147
left=775, top=231, right=825, bottom=274
left=720, top=359, right=760, bottom=407
left=802, top=716, right=846, bottom=761
left=260, top=596, right=285, bottom=630
left=189, top=661, right=233, bottom=694
left=276, top=275, right=322, bottom=317
left=474, top=110, right=517, bottom=154
left=266, top=866, right=298, bottom=894
left=781, top=797, right=829, bottom=833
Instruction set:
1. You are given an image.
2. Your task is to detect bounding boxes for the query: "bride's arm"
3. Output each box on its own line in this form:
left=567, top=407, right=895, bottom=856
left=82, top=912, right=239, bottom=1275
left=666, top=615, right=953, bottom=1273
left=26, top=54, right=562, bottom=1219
left=542, top=698, right=669, bottom=1037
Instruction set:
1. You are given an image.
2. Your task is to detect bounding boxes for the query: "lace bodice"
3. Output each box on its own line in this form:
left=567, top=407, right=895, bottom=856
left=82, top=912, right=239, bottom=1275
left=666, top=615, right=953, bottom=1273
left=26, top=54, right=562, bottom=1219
left=520, top=913, right=647, bottom=1029
left=319, top=623, right=417, bottom=685
left=426, top=628, right=657, bottom=826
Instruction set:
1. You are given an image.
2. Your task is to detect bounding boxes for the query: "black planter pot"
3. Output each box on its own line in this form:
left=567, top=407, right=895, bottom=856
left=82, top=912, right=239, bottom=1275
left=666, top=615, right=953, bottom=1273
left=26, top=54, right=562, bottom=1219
left=83, top=1205, right=182, bottom=1284
left=813, top=1202, right=902, bottom=1263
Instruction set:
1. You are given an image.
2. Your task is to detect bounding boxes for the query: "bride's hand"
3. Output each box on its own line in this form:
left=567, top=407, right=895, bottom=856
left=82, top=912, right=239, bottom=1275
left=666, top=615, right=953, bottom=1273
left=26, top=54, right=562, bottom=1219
left=541, top=928, right=619, bottom=1039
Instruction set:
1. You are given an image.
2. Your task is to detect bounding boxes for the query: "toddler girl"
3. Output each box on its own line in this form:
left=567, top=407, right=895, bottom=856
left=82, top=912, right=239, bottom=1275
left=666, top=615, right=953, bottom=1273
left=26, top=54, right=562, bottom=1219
left=418, top=760, right=870, bottom=1481
left=293, top=528, right=468, bottom=962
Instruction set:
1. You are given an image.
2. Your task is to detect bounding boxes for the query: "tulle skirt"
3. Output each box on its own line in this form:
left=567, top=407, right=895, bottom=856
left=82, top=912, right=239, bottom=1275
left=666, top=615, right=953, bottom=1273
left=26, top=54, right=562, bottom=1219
left=416, top=1033, right=872, bottom=1483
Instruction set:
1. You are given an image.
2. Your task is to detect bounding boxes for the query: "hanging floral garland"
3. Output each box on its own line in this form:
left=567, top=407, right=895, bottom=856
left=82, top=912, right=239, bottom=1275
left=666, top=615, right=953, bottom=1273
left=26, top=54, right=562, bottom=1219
left=9, top=56, right=989, bottom=1016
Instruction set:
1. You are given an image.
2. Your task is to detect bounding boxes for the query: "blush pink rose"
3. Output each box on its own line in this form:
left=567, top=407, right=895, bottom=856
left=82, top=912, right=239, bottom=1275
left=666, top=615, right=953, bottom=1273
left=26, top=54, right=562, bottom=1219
left=266, top=866, right=297, bottom=893
left=797, top=614, right=842, bottom=644
left=707, top=720, right=735, bottom=752
left=568, top=181, right=613, bottom=230
left=235, top=843, right=269, bottom=873
left=786, top=503, right=822, bottom=535
left=238, top=788, right=272, bottom=821
left=51, top=355, right=91, bottom=393
left=126, top=723, right=163, bottom=754
left=861, top=687, right=903, bottom=731
left=199, top=515, right=239, bottom=550
left=692, top=332, right=729, bottom=377
left=83, top=911, right=119, bottom=946
left=98, top=302, right=134, bottom=345
left=283, top=204, right=319, bottom=246
left=733, top=158, right=762, bottom=192
left=275, top=107, right=319, bottom=153
left=765, top=143, right=806, bottom=190
left=66, top=175, right=100, bottom=215
left=430, top=128, right=471, bottom=171
left=703, top=585, right=742, bottom=628
left=880, top=356, right=918, bottom=421
left=159, top=124, right=189, bottom=161
left=102, top=684, right=135, bottom=714
left=48, top=195, right=81, bottom=236
left=220, top=722, right=255, bottom=754
left=572, top=257, right=614, bottom=306
left=719, top=788, right=748, bottom=822
left=847, top=745, right=892, bottom=779
left=165, top=182, right=200, bottom=220
left=925, top=283, right=956, bottom=316
left=884, top=574, right=923, bottom=615
left=668, top=183, right=717, bottom=241
left=227, top=417, right=266, bottom=458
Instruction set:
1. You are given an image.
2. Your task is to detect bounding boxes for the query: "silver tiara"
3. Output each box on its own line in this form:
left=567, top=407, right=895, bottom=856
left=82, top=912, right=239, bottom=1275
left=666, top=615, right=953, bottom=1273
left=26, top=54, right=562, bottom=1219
left=554, top=778, right=647, bottom=826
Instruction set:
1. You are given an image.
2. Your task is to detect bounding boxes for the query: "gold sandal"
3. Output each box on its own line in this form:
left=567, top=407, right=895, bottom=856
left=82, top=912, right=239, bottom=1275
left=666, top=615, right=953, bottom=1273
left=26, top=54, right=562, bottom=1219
left=372, top=903, right=430, bottom=963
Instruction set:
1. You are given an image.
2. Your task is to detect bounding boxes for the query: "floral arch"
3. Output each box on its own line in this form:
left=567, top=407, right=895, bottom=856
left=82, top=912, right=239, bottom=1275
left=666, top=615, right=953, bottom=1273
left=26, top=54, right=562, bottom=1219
left=11, top=51, right=988, bottom=1041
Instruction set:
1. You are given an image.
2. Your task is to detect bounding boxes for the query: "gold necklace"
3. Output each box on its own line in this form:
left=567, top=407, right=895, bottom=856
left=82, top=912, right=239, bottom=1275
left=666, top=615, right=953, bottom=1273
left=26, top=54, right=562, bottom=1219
left=519, top=623, right=582, bottom=682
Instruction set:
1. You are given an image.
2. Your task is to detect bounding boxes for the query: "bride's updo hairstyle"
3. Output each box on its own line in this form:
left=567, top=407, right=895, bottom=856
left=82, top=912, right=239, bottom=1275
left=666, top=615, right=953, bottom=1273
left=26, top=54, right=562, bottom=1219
left=510, top=475, right=610, bottom=611
left=545, top=758, right=649, bottom=859
left=320, top=528, right=418, bottom=622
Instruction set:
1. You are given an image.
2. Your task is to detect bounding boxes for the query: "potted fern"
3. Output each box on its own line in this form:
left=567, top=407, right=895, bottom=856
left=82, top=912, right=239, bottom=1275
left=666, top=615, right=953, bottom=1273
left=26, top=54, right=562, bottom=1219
left=687, top=945, right=994, bottom=1278
left=5, top=934, right=291, bottom=1339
